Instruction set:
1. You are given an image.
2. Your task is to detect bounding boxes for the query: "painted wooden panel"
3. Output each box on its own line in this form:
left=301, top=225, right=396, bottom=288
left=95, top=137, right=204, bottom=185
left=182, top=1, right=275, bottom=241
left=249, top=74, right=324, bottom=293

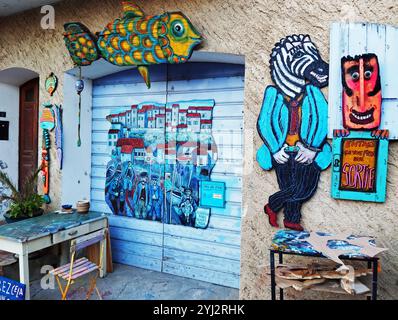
left=331, top=130, right=389, bottom=202
left=112, top=249, right=162, bottom=272
left=91, top=62, right=244, bottom=288
left=163, top=248, right=240, bottom=275
left=93, top=200, right=242, bottom=232
left=90, top=173, right=242, bottom=190
left=162, top=261, right=240, bottom=288
left=163, top=223, right=241, bottom=246
left=329, top=22, right=398, bottom=139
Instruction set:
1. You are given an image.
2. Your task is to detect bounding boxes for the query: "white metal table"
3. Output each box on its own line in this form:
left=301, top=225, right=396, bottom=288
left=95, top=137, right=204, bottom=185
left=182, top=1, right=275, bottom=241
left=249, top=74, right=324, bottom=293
left=0, top=211, right=108, bottom=300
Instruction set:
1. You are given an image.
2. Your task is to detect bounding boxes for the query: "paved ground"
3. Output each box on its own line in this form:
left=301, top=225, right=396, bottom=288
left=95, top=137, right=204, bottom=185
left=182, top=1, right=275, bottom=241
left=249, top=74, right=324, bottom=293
left=30, top=263, right=239, bottom=300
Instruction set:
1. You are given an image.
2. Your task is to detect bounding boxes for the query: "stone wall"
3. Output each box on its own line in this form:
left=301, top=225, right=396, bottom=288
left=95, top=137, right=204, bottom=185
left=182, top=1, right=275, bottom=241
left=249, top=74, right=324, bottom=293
left=0, top=0, right=397, bottom=299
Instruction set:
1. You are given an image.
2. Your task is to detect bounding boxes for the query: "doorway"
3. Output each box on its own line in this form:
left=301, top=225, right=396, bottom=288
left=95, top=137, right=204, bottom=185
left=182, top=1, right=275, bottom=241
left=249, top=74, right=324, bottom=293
left=18, top=78, right=39, bottom=187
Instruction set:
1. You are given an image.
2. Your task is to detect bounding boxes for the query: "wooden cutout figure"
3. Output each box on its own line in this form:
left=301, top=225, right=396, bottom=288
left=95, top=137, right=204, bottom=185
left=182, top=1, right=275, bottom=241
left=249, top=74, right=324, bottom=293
left=39, top=102, right=55, bottom=204
left=332, top=54, right=389, bottom=202
left=257, top=34, right=332, bottom=231
left=63, top=1, right=202, bottom=89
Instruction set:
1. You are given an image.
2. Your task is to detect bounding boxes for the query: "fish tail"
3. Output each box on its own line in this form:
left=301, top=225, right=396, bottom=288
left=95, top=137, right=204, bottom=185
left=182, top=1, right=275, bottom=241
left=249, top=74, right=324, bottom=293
left=63, top=22, right=100, bottom=66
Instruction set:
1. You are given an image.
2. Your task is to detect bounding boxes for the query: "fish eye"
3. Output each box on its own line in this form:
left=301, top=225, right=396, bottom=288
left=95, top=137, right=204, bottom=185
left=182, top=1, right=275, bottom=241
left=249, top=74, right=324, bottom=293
left=364, top=70, right=373, bottom=79
left=351, top=71, right=360, bottom=81
left=172, top=21, right=185, bottom=37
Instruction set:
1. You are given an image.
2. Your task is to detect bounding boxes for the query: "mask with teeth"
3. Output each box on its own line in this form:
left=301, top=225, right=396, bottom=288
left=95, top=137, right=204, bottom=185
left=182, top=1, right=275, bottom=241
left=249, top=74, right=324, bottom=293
left=342, top=53, right=382, bottom=130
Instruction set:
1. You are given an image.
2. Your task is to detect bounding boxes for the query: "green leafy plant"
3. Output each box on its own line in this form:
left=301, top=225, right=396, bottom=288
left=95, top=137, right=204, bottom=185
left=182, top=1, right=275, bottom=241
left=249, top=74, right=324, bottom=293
left=0, top=167, right=44, bottom=218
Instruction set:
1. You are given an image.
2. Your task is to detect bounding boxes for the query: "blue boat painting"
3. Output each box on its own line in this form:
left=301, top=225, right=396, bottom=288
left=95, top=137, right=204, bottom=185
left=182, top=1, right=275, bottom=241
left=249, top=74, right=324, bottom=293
left=104, top=99, right=218, bottom=229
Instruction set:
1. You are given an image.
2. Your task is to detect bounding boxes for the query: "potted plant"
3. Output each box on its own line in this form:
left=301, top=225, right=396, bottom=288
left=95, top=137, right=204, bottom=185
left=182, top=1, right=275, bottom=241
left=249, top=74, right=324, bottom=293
left=0, top=168, right=44, bottom=223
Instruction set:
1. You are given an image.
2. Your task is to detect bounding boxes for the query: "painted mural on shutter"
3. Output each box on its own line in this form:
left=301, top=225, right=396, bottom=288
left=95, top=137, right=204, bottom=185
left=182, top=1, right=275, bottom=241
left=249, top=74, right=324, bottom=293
left=91, top=62, right=244, bottom=288
left=329, top=22, right=398, bottom=139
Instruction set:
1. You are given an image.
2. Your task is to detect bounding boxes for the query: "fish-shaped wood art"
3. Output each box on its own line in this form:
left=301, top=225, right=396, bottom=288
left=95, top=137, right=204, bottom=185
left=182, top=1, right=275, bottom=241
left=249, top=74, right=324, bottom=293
left=39, top=102, right=55, bottom=204
left=63, top=1, right=203, bottom=88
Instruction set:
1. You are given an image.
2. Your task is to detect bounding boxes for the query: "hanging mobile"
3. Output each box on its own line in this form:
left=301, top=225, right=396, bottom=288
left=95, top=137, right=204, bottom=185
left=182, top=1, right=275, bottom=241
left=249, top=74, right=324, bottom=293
left=75, top=66, right=84, bottom=147
left=39, top=102, right=55, bottom=204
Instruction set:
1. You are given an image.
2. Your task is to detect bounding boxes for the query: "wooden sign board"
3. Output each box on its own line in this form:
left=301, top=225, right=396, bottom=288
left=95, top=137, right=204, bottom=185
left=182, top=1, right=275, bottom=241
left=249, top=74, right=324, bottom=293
left=331, top=131, right=389, bottom=202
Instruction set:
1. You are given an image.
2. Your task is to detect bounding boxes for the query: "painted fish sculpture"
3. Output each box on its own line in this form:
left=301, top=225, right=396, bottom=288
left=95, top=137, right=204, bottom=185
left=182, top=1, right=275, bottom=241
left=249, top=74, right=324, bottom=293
left=63, top=2, right=202, bottom=88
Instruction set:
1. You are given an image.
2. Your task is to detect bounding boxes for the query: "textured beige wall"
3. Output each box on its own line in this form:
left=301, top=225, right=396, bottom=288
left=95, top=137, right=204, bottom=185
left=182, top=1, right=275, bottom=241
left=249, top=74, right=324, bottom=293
left=1, top=0, right=398, bottom=299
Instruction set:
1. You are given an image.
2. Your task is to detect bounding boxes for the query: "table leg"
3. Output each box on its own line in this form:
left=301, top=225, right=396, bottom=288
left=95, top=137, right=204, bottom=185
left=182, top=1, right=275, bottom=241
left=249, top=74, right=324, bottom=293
left=99, top=230, right=107, bottom=278
left=372, top=259, right=378, bottom=301
left=278, top=252, right=284, bottom=300
left=60, top=241, right=69, bottom=266
left=18, top=245, right=30, bottom=300
left=270, top=250, right=276, bottom=300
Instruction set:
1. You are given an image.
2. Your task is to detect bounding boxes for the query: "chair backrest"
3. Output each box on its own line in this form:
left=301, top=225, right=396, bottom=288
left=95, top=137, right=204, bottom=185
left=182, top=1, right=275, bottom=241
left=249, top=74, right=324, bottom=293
left=70, top=229, right=107, bottom=254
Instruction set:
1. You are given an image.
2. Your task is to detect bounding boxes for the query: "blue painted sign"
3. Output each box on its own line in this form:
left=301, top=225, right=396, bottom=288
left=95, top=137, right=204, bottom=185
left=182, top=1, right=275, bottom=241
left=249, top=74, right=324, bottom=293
left=199, top=180, right=226, bottom=208
left=331, top=130, right=389, bottom=202
left=0, top=276, right=26, bottom=300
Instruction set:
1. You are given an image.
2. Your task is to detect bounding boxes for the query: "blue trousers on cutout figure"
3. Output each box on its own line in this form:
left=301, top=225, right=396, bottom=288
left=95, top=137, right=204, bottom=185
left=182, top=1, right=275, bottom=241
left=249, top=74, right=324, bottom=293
left=268, top=152, right=321, bottom=224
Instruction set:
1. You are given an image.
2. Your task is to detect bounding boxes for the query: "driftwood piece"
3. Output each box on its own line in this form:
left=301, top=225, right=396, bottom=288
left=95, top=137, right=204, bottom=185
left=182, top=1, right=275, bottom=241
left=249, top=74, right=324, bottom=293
left=275, top=263, right=372, bottom=295
left=306, top=232, right=387, bottom=270
left=276, top=276, right=326, bottom=291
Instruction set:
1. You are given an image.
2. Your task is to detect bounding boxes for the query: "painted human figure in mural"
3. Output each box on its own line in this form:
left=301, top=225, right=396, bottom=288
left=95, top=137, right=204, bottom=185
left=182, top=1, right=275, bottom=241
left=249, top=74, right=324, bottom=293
left=122, top=161, right=135, bottom=217
left=133, top=172, right=149, bottom=219
left=177, top=187, right=198, bottom=226
left=257, top=34, right=332, bottom=231
left=148, top=175, right=164, bottom=221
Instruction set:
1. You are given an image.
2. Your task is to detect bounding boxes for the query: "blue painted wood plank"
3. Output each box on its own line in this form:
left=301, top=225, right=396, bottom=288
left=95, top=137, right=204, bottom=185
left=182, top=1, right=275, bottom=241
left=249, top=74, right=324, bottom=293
left=111, top=238, right=162, bottom=259
left=112, top=249, right=162, bottom=272
left=164, top=224, right=241, bottom=246
left=163, top=261, right=240, bottom=289
left=110, top=226, right=163, bottom=246
left=163, top=235, right=240, bottom=260
left=163, top=248, right=240, bottom=276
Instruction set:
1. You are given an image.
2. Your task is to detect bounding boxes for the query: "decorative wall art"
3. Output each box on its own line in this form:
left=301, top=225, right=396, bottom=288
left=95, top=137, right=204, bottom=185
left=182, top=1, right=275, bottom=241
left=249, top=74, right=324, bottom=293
left=55, top=105, right=63, bottom=170
left=45, top=73, right=58, bottom=96
left=63, top=1, right=202, bottom=89
left=104, top=100, right=218, bottom=229
left=39, top=102, right=55, bottom=204
left=257, top=34, right=332, bottom=231
left=331, top=54, right=389, bottom=202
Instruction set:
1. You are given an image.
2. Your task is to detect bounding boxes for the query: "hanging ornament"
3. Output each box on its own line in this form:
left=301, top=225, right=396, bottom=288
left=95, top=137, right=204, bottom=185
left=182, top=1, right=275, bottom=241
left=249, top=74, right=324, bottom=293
left=39, top=102, right=55, bottom=204
left=45, top=72, right=58, bottom=96
left=76, top=67, right=84, bottom=147
left=55, top=104, right=63, bottom=170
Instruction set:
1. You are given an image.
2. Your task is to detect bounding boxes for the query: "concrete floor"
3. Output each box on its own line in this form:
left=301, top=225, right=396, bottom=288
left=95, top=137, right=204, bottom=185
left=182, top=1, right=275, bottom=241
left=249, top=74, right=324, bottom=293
left=30, top=263, right=239, bottom=300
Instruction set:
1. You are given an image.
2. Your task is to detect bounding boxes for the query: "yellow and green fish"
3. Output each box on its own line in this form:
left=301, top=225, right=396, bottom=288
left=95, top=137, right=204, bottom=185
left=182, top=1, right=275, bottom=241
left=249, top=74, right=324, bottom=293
left=63, top=2, right=202, bottom=88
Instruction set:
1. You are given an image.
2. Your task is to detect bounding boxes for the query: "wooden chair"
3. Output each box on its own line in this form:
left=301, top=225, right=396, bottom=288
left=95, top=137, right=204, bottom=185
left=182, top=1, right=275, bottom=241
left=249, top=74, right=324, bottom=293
left=50, top=229, right=107, bottom=300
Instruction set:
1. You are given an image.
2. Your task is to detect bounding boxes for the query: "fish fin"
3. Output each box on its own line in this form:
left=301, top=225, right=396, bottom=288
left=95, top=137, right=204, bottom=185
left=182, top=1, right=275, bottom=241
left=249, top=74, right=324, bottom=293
left=138, top=66, right=151, bottom=89
left=63, top=22, right=99, bottom=66
left=121, top=2, right=145, bottom=18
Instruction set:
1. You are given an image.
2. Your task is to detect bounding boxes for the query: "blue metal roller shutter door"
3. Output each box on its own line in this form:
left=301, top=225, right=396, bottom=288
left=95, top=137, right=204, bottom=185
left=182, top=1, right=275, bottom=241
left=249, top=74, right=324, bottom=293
left=91, top=62, right=244, bottom=288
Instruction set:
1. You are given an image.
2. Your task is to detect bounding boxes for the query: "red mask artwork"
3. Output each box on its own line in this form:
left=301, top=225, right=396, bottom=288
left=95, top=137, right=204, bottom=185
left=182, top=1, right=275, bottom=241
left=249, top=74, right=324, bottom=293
left=341, top=54, right=382, bottom=130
